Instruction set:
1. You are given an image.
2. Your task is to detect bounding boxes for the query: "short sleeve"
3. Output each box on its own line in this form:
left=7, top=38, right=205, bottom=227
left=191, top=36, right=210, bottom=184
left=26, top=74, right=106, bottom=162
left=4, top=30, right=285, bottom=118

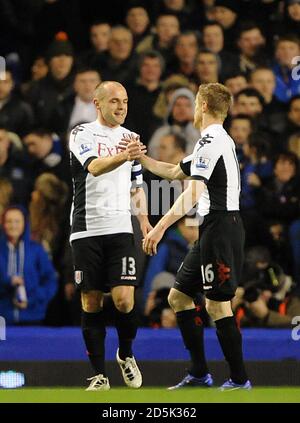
left=131, top=160, right=143, bottom=187
left=179, top=154, right=193, bottom=176
left=190, top=136, right=222, bottom=183
left=69, top=124, right=98, bottom=170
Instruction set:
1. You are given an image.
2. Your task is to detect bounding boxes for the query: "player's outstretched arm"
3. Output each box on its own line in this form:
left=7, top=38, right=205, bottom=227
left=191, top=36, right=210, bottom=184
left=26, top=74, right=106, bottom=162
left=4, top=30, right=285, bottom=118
left=119, top=137, right=187, bottom=181
left=140, top=155, right=187, bottom=181
left=88, top=141, right=146, bottom=177
left=143, top=180, right=205, bottom=256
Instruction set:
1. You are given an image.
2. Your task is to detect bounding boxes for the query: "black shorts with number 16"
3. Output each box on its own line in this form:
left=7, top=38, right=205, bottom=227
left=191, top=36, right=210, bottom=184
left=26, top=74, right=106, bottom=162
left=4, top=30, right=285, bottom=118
left=175, top=211, right=245, bottom=302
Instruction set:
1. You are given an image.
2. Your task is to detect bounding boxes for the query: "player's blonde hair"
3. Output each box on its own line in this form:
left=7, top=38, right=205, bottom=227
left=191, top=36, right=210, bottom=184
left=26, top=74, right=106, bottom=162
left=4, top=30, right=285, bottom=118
left=197, top=83, right=233, bottom=120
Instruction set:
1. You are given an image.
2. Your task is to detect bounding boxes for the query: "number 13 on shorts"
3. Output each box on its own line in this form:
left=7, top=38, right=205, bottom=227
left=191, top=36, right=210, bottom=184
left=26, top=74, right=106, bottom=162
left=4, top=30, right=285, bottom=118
left=121, top=256, right=136, bottom=276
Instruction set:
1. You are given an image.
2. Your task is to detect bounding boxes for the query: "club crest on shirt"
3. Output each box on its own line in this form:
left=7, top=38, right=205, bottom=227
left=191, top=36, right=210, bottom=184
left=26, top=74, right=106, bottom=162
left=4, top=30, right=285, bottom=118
left=194, top=156, right=210, bottom=169
left=79, top=143, right=92, bottom=155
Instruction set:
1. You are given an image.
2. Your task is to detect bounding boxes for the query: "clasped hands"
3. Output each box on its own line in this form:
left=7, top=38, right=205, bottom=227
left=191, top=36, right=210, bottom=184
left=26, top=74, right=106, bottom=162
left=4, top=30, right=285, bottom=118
left=118, top=134, right=147, bottom=161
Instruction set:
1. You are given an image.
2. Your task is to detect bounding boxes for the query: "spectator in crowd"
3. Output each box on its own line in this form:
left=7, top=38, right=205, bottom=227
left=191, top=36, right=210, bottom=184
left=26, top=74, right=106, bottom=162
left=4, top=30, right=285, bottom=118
left=241, top=132, right=273, bottom=210
left=30, top=56, right=49, bottom=81
left=288, top=132, right=300, bottom=161
left=154, top=0, right=193, bottom=31
left=224, top=72, right=248, bottom=96
left=0, top=206, right=57, bottom=325
left=23, top=129, right=71, bottom=186
left=136, top=14, right=180, bottom=67
left=227, top=114, right=254, bottom=163
left=79, top=21, right=111, bottom=68
left=148, top=87, right=200, bottom=157
left=249, top=66, right=287, bottom=135
left=167, top=31, right=199, bottom=79
left=254, top=153, right=300, bottom=249
left=264, top=219, right=294, bottom=277
left=192, top=49, right=219, bottom=89
left=53, top=68, right=100, bottom=136
left=0, top=177, right=13, bottom=220
left=98, top=26, right=137, bottom=83
left=126, top=51, right=164, bottom=146
left=280, top=95, right=300, bottom=148
left=153, top=74, right=191, bottom=120
left=240, top=132, right=273, bottom=246
left=144, top=132, right=187, bottom=227
left=202, top=21, right=239, bottom=80
left=0, top=70, right=35, bottom=136
left=26, top=33, right=75, bottom=130
left=273, top=35, right=300, bottom=103
left=282, top=0, right=300, bottom=35
left=233, top=246, right=300, bottom=327
left=22, top=56, right=49, bottom=97
left=0, top=127, right=31, bottom=206
left=235, top=88, right=265, bottom=118
left=236, top=22, right=267, bottom=76
left=212, top=0, right=240, bottom=52
left=143, top=216, right=198, bottom=306
left=125, top=4, right=151, bottom=47
left=29, top=173, right=69, bottom=259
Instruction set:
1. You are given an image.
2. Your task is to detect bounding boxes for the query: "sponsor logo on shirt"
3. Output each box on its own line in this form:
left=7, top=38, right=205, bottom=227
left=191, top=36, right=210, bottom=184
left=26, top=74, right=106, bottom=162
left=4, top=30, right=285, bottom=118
left=79, top=143, right=92, bottom=155
left=194, top=156, right=210, bottom=169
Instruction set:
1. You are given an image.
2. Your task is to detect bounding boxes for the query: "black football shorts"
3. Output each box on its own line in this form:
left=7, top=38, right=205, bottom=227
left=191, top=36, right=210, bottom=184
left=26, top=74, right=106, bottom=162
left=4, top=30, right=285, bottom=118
left=71, top=233, right=138, bottom=292
left=174, top=211, right=245, bottom=301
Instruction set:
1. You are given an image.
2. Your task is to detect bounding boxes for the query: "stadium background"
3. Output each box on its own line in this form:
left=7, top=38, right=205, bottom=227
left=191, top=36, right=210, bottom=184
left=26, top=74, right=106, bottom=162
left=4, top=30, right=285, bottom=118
left=0, top=0, right=300, bottom=398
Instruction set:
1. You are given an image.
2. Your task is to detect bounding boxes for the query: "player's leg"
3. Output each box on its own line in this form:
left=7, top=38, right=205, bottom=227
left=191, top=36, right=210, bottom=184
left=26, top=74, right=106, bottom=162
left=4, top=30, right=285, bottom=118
left=111, top=285, right=137, bottom=359
left=111, top=285, right=142, bottom=388
left=81, top=291, right=106, bottom=375
left=203, top=212, right=251, bottom=390
left=106, top=233, right=141, bottom=388
left=206, top=299, right=250, bottom=389
left=71, top=237, right=109, bottom=390
left=167, top=242, right=212, bottom=389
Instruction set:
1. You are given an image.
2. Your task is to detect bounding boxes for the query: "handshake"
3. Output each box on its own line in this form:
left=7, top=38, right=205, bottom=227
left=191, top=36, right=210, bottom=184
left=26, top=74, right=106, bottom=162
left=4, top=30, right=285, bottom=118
left=118, top=134, right=147, bottom=161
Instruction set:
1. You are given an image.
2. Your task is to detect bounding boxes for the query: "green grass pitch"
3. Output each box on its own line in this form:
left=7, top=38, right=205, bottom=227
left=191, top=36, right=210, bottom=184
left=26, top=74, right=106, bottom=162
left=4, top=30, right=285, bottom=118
left=0, top=387, right=300, bottom=403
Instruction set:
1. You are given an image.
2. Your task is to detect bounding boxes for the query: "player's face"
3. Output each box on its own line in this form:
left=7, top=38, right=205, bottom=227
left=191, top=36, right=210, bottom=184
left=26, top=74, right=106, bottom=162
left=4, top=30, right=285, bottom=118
left=194, top=93, right=203, bottom=129
left=99, top=86, right=128, bottom=127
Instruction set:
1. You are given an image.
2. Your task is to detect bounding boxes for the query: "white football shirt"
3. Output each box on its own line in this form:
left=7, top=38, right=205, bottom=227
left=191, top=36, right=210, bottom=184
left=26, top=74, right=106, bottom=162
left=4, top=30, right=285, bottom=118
left=180, top=124, right=240, bottom=216
left=69, top=120, right=143, bottom=241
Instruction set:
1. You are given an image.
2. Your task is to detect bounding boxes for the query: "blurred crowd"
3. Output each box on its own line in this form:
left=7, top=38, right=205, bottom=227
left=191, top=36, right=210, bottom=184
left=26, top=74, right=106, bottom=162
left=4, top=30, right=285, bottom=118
left=1, top=0, right=300, bottom=328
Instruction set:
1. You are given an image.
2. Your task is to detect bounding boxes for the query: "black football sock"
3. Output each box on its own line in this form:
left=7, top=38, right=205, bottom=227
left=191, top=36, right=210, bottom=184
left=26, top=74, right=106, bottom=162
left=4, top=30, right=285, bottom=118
left=215, top=316, right=248, bottom=384
left=176, top=308, right=209, bottom=378
left=115, top=307, right=138, bottom=360
left=81, top=311, right=106, bottom=376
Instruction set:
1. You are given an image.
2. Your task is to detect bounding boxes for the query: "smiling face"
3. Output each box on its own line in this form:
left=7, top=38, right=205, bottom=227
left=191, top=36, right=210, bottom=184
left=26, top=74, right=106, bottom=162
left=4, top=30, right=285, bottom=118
left=95, top=83, right=128, bottom=127
left=3, top=209, right=25, bottom=243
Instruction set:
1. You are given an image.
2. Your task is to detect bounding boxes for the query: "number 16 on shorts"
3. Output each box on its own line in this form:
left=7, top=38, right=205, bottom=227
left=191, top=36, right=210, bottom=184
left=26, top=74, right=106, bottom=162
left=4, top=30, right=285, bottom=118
left=201, top=264, right=214, bottom=291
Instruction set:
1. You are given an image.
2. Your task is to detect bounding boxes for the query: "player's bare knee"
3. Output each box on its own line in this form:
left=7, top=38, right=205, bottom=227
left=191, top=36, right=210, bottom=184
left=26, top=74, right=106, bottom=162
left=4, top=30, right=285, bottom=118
left=168, top=288, right=194, bottom=312
left=114, top=297, right=134, bottom=313
left=206, top=299, right=233, bottom=321
left=81, top=291, right=103, bottom=313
